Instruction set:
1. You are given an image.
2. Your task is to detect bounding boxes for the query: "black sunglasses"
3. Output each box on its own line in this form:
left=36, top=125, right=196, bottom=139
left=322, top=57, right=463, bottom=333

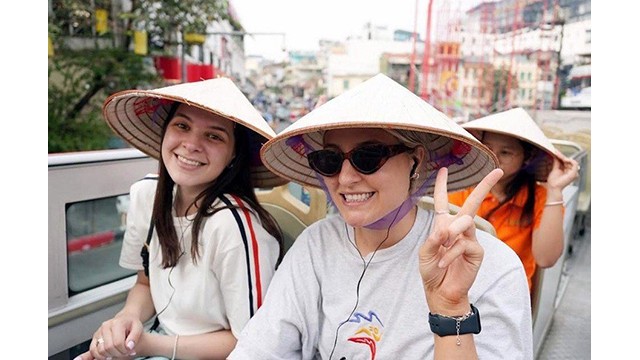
left=307, top=143, right=413, bottom=177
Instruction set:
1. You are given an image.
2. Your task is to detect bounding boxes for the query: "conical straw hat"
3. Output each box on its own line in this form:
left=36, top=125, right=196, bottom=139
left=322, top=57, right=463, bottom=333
left=103, top=78, right=287, bottom=188
left=461, top=107, right=560, bottom=182
left=260, top=74, right=498, bottom=195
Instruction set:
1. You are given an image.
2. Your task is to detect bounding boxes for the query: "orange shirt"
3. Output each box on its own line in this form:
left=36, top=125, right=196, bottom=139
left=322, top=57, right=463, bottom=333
left=449, top=184, right=558, bottom=291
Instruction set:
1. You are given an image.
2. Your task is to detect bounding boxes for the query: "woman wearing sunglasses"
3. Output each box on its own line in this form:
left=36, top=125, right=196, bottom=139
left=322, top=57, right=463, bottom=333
left=449, top=108, right=580, bottom=292
left=228, top=74, right=533, bottom=360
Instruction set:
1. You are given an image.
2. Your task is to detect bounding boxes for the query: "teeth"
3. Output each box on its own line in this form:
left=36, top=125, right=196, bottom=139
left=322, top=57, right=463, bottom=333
left=343, top=192, right=373, bottom=203
left=177, top=155, right=202, bottom=166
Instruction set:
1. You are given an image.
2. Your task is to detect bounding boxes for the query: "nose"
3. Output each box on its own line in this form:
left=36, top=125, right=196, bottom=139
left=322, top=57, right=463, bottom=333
left=337, top=159, right=362, bottom=184
left=182, top=134, right=202, bottom=152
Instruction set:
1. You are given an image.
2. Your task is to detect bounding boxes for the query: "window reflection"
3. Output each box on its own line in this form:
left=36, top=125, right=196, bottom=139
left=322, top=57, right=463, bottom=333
left=66, top=194, right=136, bottom=295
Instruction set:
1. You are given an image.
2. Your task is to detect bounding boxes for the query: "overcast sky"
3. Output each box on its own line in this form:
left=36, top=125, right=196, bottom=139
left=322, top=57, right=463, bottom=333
left=231, top=0, right=437, bottom=60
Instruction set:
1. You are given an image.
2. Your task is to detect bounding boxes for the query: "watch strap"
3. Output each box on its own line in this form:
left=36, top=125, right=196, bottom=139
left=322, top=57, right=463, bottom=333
left=428, top=303, right=482, bottom=337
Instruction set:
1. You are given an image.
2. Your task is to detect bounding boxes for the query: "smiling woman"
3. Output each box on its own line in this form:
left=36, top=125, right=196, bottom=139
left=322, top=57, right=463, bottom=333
left=229, top=73, right=533, bottom=360
left=160, top=105, right=237, bottom=212
left=73, top=78, right=287, bottom=360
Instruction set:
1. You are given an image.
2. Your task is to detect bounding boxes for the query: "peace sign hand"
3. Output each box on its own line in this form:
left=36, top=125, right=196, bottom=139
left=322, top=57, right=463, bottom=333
left=418, top=167, right=503, bottom=314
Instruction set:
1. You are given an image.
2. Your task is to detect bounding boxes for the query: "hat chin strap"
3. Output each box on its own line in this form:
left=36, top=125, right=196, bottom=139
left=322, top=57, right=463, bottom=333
left=363, top=171, right=433, bottom=230
left=363, top=194, right=416, bottom=230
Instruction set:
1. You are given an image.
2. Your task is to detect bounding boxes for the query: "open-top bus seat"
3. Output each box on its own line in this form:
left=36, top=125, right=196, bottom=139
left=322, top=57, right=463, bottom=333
left=550, top=138, right=590, bottom=239
left=530, top=183, right=580, bottom=356
left=256, top=184, right=328, bottom=254
left=417, top=196, right=497, bottom=237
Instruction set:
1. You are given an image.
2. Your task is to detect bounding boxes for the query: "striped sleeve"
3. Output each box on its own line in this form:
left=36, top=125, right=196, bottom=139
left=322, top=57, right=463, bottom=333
left=214, top=195, right=278, bottom=337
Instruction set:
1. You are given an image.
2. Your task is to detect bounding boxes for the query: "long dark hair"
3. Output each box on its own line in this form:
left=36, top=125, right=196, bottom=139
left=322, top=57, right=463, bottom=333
left=151, top=103, right=284, bottom=268
left=485, top=139, right=537, bottom=226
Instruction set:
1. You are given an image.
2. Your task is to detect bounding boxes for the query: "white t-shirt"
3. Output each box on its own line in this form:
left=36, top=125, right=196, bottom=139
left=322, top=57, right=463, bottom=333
left=230, top=207, right=533, bottom=359
left=119, top=175, right=281, bottom=338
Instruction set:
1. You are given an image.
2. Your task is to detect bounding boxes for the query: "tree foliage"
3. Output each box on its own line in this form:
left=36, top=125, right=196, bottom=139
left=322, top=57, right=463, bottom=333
left=477, top=65, right=520, bottom=112
left=48, top=0, right=232, bottom=153
left=135, top=0, right=235, bottom=51
left=48, top=47, right=160, bottom=152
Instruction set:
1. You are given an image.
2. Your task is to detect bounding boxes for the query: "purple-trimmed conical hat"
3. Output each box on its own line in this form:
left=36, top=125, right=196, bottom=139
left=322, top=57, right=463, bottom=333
left=260, top=73, right=498, bottom=196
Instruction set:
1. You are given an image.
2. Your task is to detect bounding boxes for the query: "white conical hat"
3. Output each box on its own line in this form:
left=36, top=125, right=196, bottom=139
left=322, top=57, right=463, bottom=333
left=462, top=107, right=560, bottom=182
left=260, top=73, right=498, bottom=195
left=102, top=77, right=287, bottom=187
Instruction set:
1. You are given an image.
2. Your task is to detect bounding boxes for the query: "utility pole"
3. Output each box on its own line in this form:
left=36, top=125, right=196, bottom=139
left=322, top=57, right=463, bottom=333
left=409, top=0, right=419, bottom=93
left=552, top=17, right=565, bottom=109
left=420, top=0, right=434, bottom=101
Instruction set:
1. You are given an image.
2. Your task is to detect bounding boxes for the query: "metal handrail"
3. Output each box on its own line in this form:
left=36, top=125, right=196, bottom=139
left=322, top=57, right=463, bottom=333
left=48, top=148, right=150, bottom=167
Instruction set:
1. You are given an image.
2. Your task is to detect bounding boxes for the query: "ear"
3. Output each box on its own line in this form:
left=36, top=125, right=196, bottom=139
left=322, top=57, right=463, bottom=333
left=410, top=159, right=418, bottom=176
left=410, top=146, right=426, bottom=175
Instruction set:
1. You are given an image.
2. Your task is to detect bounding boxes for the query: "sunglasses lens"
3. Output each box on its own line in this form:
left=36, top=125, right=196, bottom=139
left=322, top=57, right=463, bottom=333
left=351, top=145, right=390, bottom=174
left=308, top=150, right=343, bottom=176
left=308, top=144, right=407, bottom=177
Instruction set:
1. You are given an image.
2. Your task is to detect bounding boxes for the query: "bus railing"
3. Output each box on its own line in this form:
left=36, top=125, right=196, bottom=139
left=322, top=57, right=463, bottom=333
left=531, top=139, right=589, bottom=358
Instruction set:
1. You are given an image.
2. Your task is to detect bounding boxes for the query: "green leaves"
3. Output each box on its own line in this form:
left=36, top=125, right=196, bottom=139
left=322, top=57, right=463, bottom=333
left=48, top=0, right=232, bottom=153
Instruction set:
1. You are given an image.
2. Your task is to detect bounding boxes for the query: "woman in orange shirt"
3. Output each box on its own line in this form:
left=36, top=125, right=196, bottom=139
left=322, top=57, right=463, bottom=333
left=449, top=108, right=579, bottom=291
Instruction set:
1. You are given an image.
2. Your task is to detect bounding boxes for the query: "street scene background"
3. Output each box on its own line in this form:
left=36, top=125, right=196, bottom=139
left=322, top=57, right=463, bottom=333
left=38, top=0, right=635, bottom=358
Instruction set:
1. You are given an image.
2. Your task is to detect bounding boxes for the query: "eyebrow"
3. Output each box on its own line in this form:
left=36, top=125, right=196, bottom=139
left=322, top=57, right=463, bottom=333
left=173, top=112, right=233, bottom=135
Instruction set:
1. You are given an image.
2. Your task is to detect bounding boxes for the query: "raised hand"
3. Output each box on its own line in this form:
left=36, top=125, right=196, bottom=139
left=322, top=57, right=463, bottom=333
left=418, top=167, right=503, bottom=314
left=547, top=153, right=579, bottom=191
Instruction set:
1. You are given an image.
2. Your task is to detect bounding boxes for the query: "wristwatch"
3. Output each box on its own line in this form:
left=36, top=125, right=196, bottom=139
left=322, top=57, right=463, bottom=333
left=428, top=304, right=481, bottom=337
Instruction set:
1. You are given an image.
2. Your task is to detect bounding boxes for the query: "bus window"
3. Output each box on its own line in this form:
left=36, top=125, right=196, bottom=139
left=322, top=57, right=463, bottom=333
left=66, top=194, right=136, bottom=295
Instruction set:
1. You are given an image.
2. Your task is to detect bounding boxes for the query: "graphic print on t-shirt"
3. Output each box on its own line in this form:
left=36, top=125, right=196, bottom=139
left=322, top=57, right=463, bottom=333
left=343, top=310, right=384, bottom=360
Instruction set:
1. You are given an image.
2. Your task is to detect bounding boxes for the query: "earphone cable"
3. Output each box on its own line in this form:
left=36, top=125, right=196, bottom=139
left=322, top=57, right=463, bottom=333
left=154, top=218, right=190, bottom=320
left=328, top=206, right=402, bottom=359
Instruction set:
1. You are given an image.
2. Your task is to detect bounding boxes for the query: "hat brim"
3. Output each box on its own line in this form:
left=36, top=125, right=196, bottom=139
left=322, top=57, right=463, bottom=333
left=102, top=78, right=288, bottom=188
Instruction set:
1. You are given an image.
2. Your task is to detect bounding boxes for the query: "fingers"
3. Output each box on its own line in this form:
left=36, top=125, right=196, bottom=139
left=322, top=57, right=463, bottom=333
left=91, top=334, right=116, bottom=360
left=459, top=168, right=503, bottom=217
left=549, top=156, right=579, bottom=187
left=432, top=167, right=450, bottom=213
left=568, top=158, right=579, bottom=172
left=421, top=214, right=483, bottom=272
left=108, top=319, right=138, bottom=356
left=556, top=151, right=580, bottom=172
left=422, top=214, right=475, bottom=257
left=437, top=215, right=481, bottom=267
left=88, top=335, right=105, bottom=360
left=99, top=330, right=119, bottom=359
left=124, top=321, right=144, bottom=355
left=90, top=320, right=137, bottom=359
left=555, top=155, right=579, bottom=173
